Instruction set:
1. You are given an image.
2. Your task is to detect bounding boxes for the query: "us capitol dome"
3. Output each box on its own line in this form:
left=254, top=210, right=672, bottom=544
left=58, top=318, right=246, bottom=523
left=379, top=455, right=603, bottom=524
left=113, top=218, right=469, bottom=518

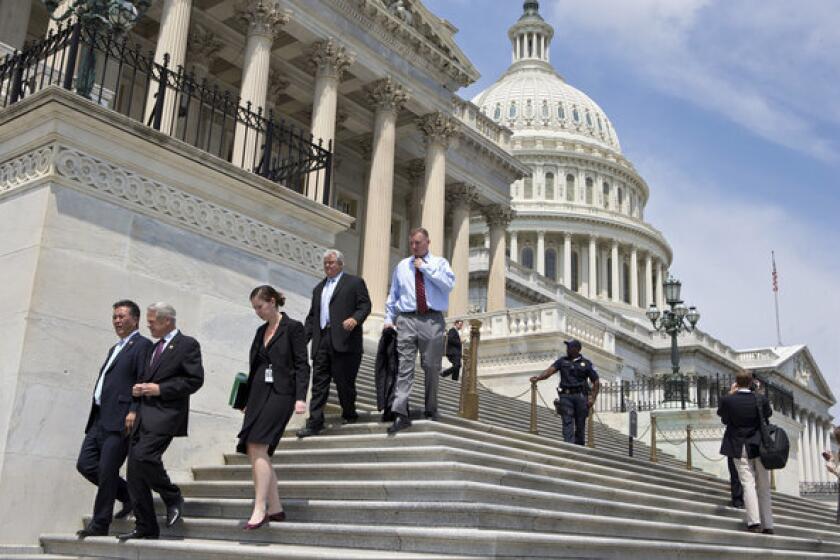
left=471, top=0, right=672, bottom=316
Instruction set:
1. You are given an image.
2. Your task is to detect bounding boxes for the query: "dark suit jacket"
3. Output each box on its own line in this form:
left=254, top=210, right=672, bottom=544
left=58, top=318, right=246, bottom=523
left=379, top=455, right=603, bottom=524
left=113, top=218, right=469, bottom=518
left=137, top=332, right=204, bottom=437
left=445, top=328, right=462, bottom=358
left=85, top=333, right=153, bottom=433
left=248, top=314, right=310, bottom=401
left=718, top=390, right=772, bottom=459
left=304, top=273, right=371, bottom=356
left=374, top=327, right=398, bottom=411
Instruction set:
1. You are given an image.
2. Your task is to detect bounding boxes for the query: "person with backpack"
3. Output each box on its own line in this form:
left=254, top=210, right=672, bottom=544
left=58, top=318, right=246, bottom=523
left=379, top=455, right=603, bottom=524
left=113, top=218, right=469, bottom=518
left=718, top=370, right=774, bottom=534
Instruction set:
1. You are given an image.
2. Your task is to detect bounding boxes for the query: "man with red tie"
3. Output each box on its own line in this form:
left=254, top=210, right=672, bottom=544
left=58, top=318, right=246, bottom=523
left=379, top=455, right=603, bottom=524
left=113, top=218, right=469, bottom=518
left=118, top=302, right=204, bottom=541
left=383, top=227, right=455, bottom=434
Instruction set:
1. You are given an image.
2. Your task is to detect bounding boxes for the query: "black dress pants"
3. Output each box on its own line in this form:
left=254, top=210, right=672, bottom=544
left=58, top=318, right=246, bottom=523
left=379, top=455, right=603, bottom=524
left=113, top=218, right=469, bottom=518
left=76, top=412, right=130, bottom=530
left=307, top=328, right=362, bottom=429
left=558, top=393, right=588, bottom=445
left=728, top=456, right=744, bottom=507
left=127, top=423, right=181, bottom=535
left=442, top=353, right=461, bottom=381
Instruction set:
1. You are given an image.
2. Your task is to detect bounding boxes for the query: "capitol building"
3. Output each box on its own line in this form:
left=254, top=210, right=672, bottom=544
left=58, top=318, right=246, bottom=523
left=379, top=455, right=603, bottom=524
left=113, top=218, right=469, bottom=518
left=0, top=0, right=836, bottom=550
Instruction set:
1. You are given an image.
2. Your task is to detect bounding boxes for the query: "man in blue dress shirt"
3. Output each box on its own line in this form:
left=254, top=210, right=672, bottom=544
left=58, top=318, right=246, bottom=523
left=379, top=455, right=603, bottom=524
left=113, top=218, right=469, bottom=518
left=383, top=227, right=455, bottom=433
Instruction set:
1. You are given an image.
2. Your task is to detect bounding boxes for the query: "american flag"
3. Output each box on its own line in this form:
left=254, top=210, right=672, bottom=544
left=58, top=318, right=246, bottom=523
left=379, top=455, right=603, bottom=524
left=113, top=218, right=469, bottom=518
left=771, top=251, right=779, bottom=293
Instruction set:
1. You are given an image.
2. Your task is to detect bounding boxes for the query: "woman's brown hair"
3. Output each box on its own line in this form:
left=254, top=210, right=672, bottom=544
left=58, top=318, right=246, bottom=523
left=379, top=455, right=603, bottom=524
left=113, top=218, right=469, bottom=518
left=250, top=285, right=285, bottom=308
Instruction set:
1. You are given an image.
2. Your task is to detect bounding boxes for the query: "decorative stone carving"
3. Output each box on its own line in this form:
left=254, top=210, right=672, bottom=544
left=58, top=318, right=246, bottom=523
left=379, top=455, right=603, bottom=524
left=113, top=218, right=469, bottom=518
left=266, top=73, right=290, bottom=109
left=187, top=24, right=223, bottom=68
left=405, top=159, right=425, bottom=182
left=335, top=109, right=349, bottom=130
left=367, top=77, right=409, bottom=113
left=446, top=183, right=479, bottom=206
left=794, top=354, right=812, bottom=387
left=236, top=0, right=290, bottom=39
left=0, top=145, right=53, bottom=193
left=483, top=204, right=514, bottom=227
left=308, top=38, right=355, bottom=80
left=416, top=111, right=457, bottom=146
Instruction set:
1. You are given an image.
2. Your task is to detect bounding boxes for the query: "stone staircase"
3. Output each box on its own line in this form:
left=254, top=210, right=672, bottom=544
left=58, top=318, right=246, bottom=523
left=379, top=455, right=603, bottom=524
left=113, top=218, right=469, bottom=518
left=30, top=356, right=840, bottom=559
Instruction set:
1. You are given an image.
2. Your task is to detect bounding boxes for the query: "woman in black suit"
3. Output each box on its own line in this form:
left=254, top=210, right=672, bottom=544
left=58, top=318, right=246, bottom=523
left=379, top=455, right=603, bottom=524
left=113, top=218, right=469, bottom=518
left=237, top=285, right=310, bottom=530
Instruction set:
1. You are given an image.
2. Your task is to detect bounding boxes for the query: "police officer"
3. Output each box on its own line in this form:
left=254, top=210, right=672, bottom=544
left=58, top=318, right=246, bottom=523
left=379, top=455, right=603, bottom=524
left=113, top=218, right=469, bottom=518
left=530, top=339, right=600, bottom=445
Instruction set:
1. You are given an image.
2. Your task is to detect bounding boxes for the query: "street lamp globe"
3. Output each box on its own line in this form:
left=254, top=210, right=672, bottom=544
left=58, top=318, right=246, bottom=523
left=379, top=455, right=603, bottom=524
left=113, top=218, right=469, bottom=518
left=674, top=303, right=688, bottom=319
left=646, top=304, right=660, bottom=324
left=663, top=276, right=682, bottom=305
left=687, top=306, right=700, bottom=327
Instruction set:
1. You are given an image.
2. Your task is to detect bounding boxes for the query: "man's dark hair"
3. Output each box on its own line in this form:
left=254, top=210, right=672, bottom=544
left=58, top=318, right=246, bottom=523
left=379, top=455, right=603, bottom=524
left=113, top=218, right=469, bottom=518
left=735, top=370, right=753, bottom=388
left=113, top=299, right=141, bottom=320
left=409, top=227, right=430, bottom=239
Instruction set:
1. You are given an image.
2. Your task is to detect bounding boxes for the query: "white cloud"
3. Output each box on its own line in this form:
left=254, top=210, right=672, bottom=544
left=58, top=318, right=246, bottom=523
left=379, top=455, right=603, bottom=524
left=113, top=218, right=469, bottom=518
left=639, top=156, right=840, bottom=413
left=547, top=0, right=840, bottom=161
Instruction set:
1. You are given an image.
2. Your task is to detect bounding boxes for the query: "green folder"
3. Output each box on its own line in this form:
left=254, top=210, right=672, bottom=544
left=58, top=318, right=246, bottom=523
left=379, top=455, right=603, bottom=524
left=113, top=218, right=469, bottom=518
left=229, top=372, right=249, bottom=409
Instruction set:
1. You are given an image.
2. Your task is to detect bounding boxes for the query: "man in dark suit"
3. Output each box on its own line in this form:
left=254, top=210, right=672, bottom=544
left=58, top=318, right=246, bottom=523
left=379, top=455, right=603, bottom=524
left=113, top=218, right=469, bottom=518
left=117, top=302, right=204, bottom=541
left=76, top=300, right=153, bottom=538
left=440, top=320, right=463, bottom=381
left=718, top=371, right=774, bottom=534
left=298, top=249, right=371, bottom=438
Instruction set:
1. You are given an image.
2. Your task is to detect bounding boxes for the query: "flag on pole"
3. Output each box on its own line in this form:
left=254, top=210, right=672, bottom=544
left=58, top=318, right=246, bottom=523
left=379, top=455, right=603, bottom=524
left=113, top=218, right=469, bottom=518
left=771, top=251, right=779, bottom=293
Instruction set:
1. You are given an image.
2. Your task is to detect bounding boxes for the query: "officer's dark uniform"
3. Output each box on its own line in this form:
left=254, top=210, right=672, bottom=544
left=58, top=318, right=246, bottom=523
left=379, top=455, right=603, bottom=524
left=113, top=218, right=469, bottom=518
left=552, top=353, right=599, bottom=445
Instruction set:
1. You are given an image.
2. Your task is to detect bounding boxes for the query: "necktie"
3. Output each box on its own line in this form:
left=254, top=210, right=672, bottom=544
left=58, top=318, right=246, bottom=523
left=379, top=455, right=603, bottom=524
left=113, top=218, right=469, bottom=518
left=415, top=267, right=428, bottom=314
left=150, top=339, right=165, bottom=367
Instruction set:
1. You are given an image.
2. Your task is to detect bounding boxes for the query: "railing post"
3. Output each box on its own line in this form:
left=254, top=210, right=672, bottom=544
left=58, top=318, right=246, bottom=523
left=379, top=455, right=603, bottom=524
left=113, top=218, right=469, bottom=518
left=529, top=381, right=538, bottom=434
left=680, top=377, right=686, bottom=410
left=459, top=319, right=481, bottom=421
left=650, top=415, right=658, bottom=463
left=258, top=114, right=275, bottom=179
left=685, top=424, right=692, bottom=470
left=151, top=53, right=170, bottom=131
left=9, top=49, right=25, bottom=104
left=586, top=406, right=595, bottom=448
left=62, top=21, right=81, bottom=91
left=620, top=379, right=625, bottom=413
left=322, top=139, right=333, bottom=205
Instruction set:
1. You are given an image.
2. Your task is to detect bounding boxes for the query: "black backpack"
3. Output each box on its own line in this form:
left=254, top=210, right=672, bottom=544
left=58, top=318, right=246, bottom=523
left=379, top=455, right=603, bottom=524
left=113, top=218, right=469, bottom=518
left=755, top=394, right=790, bottom=470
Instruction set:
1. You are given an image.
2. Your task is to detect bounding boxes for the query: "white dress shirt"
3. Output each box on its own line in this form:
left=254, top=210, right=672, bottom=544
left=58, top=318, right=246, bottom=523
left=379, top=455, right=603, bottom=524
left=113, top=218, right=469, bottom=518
left=94, top=329, right=139, bottom=405
left=320, top=272, right=343, bottom=329
left=384, top=252, right=455, bottom=324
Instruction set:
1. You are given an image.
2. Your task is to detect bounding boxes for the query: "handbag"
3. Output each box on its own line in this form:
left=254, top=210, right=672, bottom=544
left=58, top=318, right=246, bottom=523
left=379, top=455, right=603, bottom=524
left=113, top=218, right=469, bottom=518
left=229, top=372, right=250, bottom=410
left=755, top=393, right=789, bottom=470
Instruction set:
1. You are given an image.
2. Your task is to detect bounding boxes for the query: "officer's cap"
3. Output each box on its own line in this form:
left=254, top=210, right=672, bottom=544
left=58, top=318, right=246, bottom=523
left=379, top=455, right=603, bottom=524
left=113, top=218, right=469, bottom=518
left=564, top=339, right=582, bottom=350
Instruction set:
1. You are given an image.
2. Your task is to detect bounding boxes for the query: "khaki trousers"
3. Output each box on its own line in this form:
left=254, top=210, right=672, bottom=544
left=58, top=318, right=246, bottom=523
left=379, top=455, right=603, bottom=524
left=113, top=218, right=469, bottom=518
left=735, top=448, right=773, bottom=529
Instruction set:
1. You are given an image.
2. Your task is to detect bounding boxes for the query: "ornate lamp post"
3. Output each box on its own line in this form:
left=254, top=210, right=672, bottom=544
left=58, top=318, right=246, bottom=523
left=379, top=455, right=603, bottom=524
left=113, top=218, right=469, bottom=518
left=645, top=275, right=700, bottom=380
left=43, top=0, right=150, bottom=98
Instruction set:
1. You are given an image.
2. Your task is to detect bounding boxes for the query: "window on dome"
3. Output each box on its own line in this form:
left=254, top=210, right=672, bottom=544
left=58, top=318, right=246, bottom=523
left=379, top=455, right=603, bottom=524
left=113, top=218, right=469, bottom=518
left=585, top=177, right=593, bottom=204
left=525, top=99, right=534, bottom=118
left=597, top=116, right=603, bottom=131
left=521, top=247, right=534, bottom=270
left=572, top=107, right=580, bottom=123
left=545, top=173, right=555, bottom=200
left=607, top=257, right=613, bottom=297
left=585, top=112, right=593, bottom=127
left=541, top=100, right=549, bottom=119
left=571, top=251, right=579, bottom=292
left=602, top=182, right=610, bottom=209
left=509, top=102, right=517, bottom=119
left=617, top=187, right=624, bottom=210
left=623, top=262, right=631, bottom=303
left=545, top=248, right=557, bottom=280
left=557, top=103, right=565, bottom=120
left=523, top=177, right=533, bottom=199
left=630, top=194, right=637, bottom=216
left=493, top=104, right=501, bottom=121
left=566, top=174, right=575, bottom=202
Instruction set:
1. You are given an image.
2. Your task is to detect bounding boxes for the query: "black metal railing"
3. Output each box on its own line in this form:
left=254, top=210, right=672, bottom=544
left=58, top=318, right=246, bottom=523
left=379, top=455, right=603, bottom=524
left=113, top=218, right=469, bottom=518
left=596, top=373, right=795, bottom=416
left=0, top=21, right=332, bottom=203
left=800, top=482, right=838, bottom=496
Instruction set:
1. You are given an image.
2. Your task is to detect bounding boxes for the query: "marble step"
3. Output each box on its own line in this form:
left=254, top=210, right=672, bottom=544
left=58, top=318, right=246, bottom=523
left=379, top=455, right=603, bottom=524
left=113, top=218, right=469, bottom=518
left=59, top=518, right=840, bottom=560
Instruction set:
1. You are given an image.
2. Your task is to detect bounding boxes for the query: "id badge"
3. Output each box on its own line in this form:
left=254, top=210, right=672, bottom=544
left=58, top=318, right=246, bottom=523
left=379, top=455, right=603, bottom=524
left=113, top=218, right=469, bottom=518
left=264, top=365, right=274, bottom=383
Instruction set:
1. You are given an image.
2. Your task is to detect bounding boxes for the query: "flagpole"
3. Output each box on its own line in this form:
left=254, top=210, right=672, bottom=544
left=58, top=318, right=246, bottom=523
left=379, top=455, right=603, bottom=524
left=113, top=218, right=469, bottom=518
left=772, top=251, right=782, bottom=347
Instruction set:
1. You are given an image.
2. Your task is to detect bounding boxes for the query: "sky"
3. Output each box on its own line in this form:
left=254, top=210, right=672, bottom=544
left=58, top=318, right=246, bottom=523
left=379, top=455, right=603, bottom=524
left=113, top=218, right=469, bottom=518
left=424, top=0, right=840, bottom=415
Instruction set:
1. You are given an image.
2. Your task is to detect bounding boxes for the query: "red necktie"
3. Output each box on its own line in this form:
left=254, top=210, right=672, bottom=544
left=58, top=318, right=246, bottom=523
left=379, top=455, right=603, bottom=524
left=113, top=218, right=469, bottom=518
left=415, top=267, right=428, bottom=314
left=150, top=339, right=165, bottom=367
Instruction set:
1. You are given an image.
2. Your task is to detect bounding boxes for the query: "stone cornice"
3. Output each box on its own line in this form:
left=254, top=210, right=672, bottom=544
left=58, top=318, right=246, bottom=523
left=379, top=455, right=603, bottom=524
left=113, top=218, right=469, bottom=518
left=455, top=123, right=530, bottom=181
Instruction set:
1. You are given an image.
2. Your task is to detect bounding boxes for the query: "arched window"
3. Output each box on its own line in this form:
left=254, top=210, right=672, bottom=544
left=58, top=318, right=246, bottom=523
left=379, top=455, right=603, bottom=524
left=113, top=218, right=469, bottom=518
left=617, top=187, right=624, bottom=211
left=493, top=104, right=501, bottom=121
left=585, top=111, right=593, bottom=127
left=545, top=172, right=555, bottom=200
left=602, top=182, right=610, bottom=209
left=509, top=102, right=517, bottom=119
left=523, top=177, right=533, bottom=199
left=571, top=251, right=579, bottom=292
left=525, top=99, right=534, bottom=119
left=541, top=100, right=549, bottom=119
left=545, top=248, right=557, bottom=280
left=521, top=247, right=534, bottom=270
left=623, top=262, right=631, bottom=303
left=566, top=174, right=575, bottom=202
left=607, top=257, right=613, bottom=297
left=597, top=116, right=603, bottom=131
left=557, top=103, right=565, bottom=120
left=585, top=177, right=593, bottom=204
left=572, top=107, right=580, bottom=123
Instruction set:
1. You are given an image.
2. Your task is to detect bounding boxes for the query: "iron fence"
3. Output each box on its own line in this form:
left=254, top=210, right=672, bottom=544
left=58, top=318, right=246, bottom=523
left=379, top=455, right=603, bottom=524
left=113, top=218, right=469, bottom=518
left=0, top=21, right=332, bottom=203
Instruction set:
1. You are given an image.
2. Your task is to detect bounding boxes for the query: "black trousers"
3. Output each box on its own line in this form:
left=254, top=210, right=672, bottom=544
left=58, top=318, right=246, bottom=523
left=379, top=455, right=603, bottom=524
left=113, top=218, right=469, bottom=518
left=307, top=328, right=362, bottom=429
left=442, top=353, right=461, bottom=381
left=558, top=393, right=588, bottom=445
left=727, top=456, right=744, bottom=506
left=127, top=423, right=181, bottom=535
left=76, top=411, right=130, bottom=530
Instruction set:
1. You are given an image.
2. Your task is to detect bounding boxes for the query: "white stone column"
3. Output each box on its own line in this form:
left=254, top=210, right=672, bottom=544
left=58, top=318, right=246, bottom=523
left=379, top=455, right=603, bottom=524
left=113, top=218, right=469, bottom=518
left=306, top=38, right=354, bottom=201
left=810, top=419, right=820, bottom=483
left=599, top=247, right=608, bottom=299
left=611, top=240, right=620, bottom=303
left=360, top=78, right=408, bottom=316
left=588, top=236, right=598, bottom=298
left=816, top=422, right=827, bottom=482
left=447, top=184, right=477, bottom=317
left=797, top=413, right=806, bottom=485
left=232, top=1, right=289, bottom=170
left=802, top=414, right=814, bottom=482
left=563, top=233, right=572, bottom=289
left=485, top=206, right=513, bottom=312
left=630, top=246, right=639, bottom=308
left=655, top=260, right=665, bottom=309
left=509, top=231, right=519, bottom=263
left=146, top=0, right=193, bottom=134
left=417, top=112, right=456, bottom=246
left=536, top=231, right=545, bottom=275
left=2, top=0, right=32, bottom=49
left=645, top=253, right=654, bottom=308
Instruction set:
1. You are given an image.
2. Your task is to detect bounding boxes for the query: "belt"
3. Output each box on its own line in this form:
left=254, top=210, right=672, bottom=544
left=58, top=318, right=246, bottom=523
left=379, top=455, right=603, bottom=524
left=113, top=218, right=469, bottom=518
left=400, top=309, right=442, bottom=316
left=559, top=387, right=585, bottom=395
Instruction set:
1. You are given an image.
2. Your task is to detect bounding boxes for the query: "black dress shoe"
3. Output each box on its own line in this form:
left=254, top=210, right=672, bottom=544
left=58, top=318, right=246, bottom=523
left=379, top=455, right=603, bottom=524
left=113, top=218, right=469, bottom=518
left=166, top=497, right=184, bottom=527
left=746, top=524, right=762, bottom=533
left=296, top=425, right=323, bottom=438
left=387, top=415, right=412, bottom=434
left=116, top=529, right=158, bottom=541
left=114, top=500, right=133, bottom=520
left=381, top=410, right=396, bottom=423
left=762, top=528, right=775, bottom=535
left=77, top=525, right=108, bottom=539
left=341, top=416, right=359, bottom=425
left=424, top=411, right=441, bottom=421
left=440, top=369, right=451, bottom=378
